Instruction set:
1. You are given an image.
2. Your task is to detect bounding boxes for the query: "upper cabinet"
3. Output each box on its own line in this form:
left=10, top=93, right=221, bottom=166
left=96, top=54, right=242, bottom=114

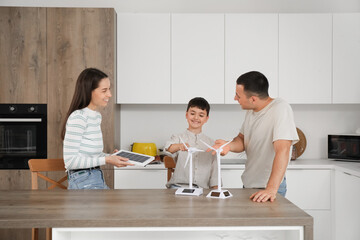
left=117, top=14, right=171, bottom=104
left=279, top=14, right=332, bottom=104
left=333, top=13, right=360, bottom=104
left=225, top=14, right=278, bottom=104
left=0, top=7, right=47, bottom=104
left=171, top=14, right=224, bottom=104
left=117, top=13, right=359, bottom=105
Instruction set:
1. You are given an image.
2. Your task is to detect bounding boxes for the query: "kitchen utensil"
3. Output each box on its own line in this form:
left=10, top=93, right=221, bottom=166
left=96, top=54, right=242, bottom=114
left=132, top=143, right=157, bottom=156
left=291, top=128, right=307, bottom=160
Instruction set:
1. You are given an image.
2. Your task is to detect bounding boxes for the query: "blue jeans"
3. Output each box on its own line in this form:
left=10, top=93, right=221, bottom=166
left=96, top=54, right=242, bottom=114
left=68, top=168, right=109, bottom=189
left=277, top=177, right=287, bottom=197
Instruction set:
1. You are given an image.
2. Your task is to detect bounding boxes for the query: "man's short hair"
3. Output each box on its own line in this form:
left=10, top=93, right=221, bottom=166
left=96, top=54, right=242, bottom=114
left=186, top=97, right=210, bottom=116
left=236, top=71, right=269, bottom=99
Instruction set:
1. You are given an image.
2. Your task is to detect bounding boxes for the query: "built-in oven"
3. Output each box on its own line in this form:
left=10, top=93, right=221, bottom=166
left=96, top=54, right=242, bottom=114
left=0, top=104, right=47, bottom=169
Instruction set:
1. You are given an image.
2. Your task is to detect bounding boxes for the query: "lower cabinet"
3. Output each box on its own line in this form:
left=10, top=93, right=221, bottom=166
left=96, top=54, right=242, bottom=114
left=334, top=171, right=360, bottom=240
left=286, top=169, right=332, bottom=240
left=114, top=168, right=167, bottom=189
left=222, top=169, right=244, bottom=188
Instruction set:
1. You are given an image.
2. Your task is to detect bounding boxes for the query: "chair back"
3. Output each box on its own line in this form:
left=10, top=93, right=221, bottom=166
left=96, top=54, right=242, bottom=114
left=28, top=159, right=67, bottom=240
left=28, top=158, right=67, bottom=190
left=163, top=156, right=176, bottom=181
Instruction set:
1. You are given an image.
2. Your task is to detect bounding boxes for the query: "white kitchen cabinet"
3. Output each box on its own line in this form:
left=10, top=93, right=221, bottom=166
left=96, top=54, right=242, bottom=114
left=305, top=210, right=332, bottom=240
left=221, top=169, right=244, bottom=188
left=286, top=169, right=331, bottom=210
left=335, top=171, right=360, bottom=240
left=279, top=14, right=332, bottom=104
left=117, top=14, right=171, bottom=104
left=286, top=169, right=332, bottom=240
left=171, top=14, right=224, bottom=104
left=225, top=14, right=278, bottom=104
left=114, top=168, right=167, bottom=189
left=333, top=13, right=360, bottom=104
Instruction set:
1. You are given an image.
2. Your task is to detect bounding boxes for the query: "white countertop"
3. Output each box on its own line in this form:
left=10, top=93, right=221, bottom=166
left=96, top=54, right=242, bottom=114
left=116, top=158, right=360, bottom=178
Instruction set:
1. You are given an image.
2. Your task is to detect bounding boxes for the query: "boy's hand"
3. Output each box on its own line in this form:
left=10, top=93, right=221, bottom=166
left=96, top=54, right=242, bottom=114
left=178, top=143, right=190, bottom=151
left=207, top=139, right=231, bottom=156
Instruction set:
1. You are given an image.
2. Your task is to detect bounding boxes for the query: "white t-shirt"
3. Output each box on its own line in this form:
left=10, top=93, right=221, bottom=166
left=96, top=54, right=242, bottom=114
left=240, top=98, right=299, bottom=188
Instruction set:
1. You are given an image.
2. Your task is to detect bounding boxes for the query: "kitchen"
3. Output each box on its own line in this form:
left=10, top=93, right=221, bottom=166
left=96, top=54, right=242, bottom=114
left=0, top=0, right=360, bottom=240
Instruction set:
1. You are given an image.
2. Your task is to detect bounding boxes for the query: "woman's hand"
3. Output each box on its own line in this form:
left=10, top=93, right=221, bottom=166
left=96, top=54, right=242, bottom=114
left=105, top=155, right=134, bottom=168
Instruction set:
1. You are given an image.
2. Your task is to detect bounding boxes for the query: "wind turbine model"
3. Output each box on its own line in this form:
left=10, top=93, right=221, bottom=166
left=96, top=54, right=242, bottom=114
left=175, top=137, right=204, bottom=196
left=200, top=140, right=233, bottom=199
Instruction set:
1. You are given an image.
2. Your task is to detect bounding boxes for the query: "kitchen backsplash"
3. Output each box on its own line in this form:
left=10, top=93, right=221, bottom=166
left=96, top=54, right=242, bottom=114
left=118, top=103, right=360, bottom=159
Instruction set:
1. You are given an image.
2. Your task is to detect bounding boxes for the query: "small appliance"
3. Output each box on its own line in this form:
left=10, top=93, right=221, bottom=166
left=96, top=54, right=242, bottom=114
left=328, top=134, right=360, bottom=162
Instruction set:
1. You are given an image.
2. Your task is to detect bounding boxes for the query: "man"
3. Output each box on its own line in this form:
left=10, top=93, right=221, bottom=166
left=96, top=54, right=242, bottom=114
left=211, top=71, right=298, bottom=203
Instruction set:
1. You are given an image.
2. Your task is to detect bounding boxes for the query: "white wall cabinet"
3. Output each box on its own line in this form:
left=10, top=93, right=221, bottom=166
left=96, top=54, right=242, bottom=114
left=117, top=14, right=171, bottom=104
left=279, top=14, right=332, bottom=104
left=335, top=171, right=360, bottom=240
left=225, top=14, right=278, bottom=104
left=333, top=13, right=360, bottom=104
left=171, top=14, right=224, bottom=104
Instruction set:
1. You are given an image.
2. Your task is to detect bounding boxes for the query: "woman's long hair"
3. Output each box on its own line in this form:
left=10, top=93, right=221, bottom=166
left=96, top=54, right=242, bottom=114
left=61, top=68, right=108, bottom=140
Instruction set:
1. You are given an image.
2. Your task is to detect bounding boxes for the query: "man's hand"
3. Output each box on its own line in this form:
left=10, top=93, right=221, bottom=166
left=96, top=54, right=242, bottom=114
left=250, top=188, right=277, bottom=202
left=206, top=139, right=231, bottom=156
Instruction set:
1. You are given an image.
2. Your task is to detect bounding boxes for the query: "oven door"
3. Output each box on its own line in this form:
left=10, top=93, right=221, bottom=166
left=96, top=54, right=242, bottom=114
left=0, top=116, right=47, bottom=169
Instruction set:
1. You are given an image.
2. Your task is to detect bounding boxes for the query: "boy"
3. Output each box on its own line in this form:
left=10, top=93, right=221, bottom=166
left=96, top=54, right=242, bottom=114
left=164, top=97, right=218, bottom=189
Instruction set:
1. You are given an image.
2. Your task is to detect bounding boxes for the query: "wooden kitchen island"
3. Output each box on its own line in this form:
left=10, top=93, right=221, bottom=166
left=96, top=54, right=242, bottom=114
left=0, top=189, right=313, bottom=240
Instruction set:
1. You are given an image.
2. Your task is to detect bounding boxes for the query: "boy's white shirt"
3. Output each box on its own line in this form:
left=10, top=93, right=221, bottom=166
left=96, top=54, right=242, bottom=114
left=164, top=129, right=218, bottom=189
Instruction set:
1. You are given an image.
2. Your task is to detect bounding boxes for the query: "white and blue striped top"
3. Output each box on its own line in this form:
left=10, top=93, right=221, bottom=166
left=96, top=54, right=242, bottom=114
left=63, top=107, right=107, bottom=170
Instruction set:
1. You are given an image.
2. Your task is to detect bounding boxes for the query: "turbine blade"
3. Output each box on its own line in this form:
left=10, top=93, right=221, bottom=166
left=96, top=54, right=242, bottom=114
left=219, top=140, right=232, bottom=149
left=200, top=139, right=216, bottom=151
left=179, top=136, right=188, bottom=150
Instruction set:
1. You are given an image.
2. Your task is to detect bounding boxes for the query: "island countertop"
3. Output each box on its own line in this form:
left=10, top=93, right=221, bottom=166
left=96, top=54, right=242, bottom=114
left=0, top=189, right=313, bottom=239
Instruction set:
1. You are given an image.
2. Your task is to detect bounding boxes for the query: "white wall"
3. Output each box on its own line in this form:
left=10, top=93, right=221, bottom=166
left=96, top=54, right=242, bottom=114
left=119, top=104, right=360, bottom=159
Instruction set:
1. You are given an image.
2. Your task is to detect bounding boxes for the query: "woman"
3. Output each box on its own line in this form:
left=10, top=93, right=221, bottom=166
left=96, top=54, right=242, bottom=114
left=61, top=68, right=133, bottom=189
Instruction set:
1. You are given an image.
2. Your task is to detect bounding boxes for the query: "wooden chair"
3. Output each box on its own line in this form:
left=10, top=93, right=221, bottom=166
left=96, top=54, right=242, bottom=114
left=163, top=156, right=176, bottom=181
left=28, top=159, right=67, bottom=240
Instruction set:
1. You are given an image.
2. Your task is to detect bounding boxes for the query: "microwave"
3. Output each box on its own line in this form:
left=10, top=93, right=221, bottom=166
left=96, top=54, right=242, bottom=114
left=328, top=134, right=360, bottom=162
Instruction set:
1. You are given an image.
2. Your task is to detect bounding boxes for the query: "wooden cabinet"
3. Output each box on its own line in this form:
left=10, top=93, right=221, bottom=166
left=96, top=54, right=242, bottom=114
left=46, top=7, right=116, bottom=161
left=279, top=14, right=332, bottom=104
left=171, top=14, right=224, bottom=104
left=117, top=14, right=171, bottom=104
left=335, top=171, right=360, bottom=240
left=0, top=7, right=47, bottom=104
left=0, top=7, right=116, bottom=240
left=333, top=13, right=360, bottom=104
left=225, top=14, right=278, bottom=103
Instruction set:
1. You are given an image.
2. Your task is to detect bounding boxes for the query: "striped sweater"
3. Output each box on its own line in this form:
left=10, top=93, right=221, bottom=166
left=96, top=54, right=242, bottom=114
left=63, top=107, right=107, bottom=170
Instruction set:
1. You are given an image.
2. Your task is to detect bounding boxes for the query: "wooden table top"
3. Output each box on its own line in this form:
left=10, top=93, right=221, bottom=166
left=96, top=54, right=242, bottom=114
left=0, top=189, right=313, bottom=229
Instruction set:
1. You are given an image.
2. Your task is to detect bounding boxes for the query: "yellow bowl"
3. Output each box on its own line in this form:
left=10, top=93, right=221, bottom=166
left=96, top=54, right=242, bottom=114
left=132, top=143, right=157, bottom=156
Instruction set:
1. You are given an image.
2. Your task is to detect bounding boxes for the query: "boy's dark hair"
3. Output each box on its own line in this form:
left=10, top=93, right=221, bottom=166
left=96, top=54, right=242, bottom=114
left=186, top=97, right=210, bottom=116
left=236, top=71, right=269, bottom=99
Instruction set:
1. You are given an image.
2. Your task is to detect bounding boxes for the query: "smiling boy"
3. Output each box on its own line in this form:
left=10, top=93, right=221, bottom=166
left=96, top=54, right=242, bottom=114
left=164, top=97, right=218, bottom=189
